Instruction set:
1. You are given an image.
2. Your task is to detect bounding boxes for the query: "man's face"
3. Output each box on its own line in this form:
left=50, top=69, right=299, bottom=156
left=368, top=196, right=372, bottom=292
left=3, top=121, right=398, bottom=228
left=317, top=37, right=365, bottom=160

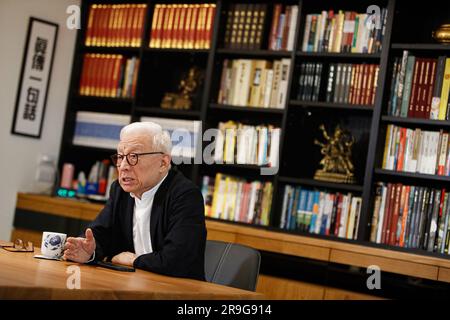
left=116, top=132, right=163, bottom=197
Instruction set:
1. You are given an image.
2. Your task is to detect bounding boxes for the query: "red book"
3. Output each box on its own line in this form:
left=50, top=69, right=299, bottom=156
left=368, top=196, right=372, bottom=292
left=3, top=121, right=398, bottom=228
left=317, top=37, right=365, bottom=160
left=189, top=5, right=200, bottom=49
left=85, top=5, right=95, bottom=45
left=205, top=4, right=216, bottom=49
left=381, top=183, right=394, bottom=244
left=398, top=186, right=411, bottom=247
left=149, top=4, right=161, bottom=47
left=79, top=54, right=90, bottom=95
left=360, top=64, right=368, bottom=105
left=281, top=6, right=291, bottom=50
left=177, top=5, right=187, bottom=48
left=269, top=4, right=282, bottom=50
left=407, top=59, right=421, bottom=118
left=425, top=59, right=437, bottom=119
left=334, top=193, right=343, bottom=236
left=389, top=184, right=403, bottom=245
left=395, top=127, right=404, bottom=171
left=415, top=59, right=426, bottom=118
left=90, top=54, right=100, bottom=96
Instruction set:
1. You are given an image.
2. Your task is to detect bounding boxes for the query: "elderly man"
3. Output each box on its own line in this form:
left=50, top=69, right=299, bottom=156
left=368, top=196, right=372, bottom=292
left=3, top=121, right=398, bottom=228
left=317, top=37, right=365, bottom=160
left=63, top=122, right=207, bottom=280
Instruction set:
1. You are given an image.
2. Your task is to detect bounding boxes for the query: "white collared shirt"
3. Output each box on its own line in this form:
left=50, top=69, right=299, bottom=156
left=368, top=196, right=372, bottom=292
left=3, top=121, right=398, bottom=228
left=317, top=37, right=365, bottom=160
left=130, top=174, right=167, bottom=257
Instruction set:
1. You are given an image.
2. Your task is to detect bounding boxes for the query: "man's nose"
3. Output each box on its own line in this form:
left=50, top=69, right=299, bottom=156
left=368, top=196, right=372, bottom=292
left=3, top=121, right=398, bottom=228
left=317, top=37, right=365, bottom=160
left=119, top=159, right=130, bottom=170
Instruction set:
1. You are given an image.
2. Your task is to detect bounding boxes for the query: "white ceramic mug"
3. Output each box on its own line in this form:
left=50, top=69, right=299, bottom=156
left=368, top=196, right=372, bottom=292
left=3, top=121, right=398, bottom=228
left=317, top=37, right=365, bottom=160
left=40, top=231, right=67, bottom=259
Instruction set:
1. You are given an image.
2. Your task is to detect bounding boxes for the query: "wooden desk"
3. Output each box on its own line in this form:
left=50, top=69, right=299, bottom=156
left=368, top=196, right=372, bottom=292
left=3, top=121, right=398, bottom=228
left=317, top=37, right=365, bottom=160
left=0, top=248, right=262, bottom=300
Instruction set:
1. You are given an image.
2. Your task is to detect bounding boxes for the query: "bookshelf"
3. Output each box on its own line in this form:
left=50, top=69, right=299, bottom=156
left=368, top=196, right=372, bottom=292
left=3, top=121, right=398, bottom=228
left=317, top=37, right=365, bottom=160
left=51, top=0, right=450, bottom=297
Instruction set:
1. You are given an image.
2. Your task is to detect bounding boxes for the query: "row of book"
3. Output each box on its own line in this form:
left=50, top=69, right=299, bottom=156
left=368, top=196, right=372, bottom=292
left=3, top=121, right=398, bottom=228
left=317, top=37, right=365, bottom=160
left=280, top=185, right=362, bottom=240
left=268, top=4, right=299, bottom=51
left=370, top=182, right=450, bottom=253
left=322, top=63, right=379, bottom=105
left=217, top=58, right=291, bottom=109
left=381, top=125, right=450, bottom=176
left=387, top=52, right=450, bottom=120
left=79, top=54, right=139, bottom=98
left=301, top=9, right=387, bottom=53
left=149, top=3, right=216, bottom=49
left=202, top=174, right=273, bottom=226
left=73, top=112, right=199, bottom=159
left=213, top=121, right=281, bottom=168
left=223, top=3, right=267, bottom=50
left=85, top=4, right=147, bottom=47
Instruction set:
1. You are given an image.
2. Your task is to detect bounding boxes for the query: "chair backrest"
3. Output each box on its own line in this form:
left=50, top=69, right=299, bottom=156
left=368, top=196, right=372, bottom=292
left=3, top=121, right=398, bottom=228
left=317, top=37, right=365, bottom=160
left=204, top=240, right=261, bottom=292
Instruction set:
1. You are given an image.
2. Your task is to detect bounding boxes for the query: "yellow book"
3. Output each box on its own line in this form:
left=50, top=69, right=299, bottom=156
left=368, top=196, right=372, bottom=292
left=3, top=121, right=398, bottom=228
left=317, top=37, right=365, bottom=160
left=438, top=58, right=450, bottom=120
left=223, top=121, right=237, bottom=163
left=85, top=5, right=96, bottom=46
left=210, top=173, right=222, bottom=218
left=382, top=124, right=392, bottom=169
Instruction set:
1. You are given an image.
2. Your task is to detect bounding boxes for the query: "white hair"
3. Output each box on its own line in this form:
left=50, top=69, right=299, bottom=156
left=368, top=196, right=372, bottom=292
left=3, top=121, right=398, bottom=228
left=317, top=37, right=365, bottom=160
left=120, top=121, right=172, bottom=155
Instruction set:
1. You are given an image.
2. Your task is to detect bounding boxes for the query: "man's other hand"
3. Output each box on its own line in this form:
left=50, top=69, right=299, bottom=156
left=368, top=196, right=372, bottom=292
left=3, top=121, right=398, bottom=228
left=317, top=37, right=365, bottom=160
left=63, top=228, right=96, bottom=263
left=111, top=252, right=136, bottom=266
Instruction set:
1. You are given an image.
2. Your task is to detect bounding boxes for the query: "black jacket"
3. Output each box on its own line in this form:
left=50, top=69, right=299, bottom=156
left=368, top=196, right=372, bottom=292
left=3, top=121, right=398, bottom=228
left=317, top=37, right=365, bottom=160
left=89, top=169, right=206, bottom=281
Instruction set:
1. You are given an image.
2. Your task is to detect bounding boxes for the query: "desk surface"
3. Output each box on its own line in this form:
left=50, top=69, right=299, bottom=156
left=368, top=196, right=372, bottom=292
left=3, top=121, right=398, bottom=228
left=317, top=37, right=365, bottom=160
left=0, top=248, right=262, bottom=300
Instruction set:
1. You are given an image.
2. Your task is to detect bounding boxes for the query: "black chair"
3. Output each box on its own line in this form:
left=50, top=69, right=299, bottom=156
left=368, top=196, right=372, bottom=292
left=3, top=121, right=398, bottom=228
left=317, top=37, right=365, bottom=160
left=204, top=240, right=261, bottom=292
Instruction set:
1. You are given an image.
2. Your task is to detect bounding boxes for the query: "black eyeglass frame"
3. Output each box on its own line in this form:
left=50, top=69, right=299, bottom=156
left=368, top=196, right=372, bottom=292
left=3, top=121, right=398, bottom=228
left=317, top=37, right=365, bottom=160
left=110, top=152, right=165, bottom=167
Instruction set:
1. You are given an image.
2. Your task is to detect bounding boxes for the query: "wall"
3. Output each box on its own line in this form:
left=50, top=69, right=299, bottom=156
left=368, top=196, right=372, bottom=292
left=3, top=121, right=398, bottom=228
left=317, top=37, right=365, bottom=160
left=0, top=0, right=79, bottom=240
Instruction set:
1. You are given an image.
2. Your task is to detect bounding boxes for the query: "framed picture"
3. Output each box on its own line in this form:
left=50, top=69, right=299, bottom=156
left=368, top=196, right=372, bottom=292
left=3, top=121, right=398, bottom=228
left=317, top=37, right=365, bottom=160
left=11, top=17, right=58, bottom=138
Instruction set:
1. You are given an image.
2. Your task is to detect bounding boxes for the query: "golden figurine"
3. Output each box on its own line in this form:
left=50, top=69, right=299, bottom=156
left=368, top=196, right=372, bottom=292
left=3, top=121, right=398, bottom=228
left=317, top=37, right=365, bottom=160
left=161, top=66, right=204, bottom=110
left=314, top=124, right=356, bottom=184
left=432, top=24, right=450, bottom=44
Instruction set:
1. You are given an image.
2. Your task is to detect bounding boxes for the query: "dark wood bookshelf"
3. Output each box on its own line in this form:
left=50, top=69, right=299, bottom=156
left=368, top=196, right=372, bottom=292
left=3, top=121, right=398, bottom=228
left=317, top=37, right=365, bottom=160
left=216, top=48, right=292, bottom=57
left=381, top=115, right=450, bottom=127
left=134, top=106, right=202, bottom=118
left=278, top=176, right=363, bottom=192
left=209, top=103, right=285, bottom=114
left=374, top=169, right=450, bottom=183
left=295, top=51, right=381, bottom=59
left=55, top=0, right=450, bottom=296
left=289, top=100, right=374, bottom=111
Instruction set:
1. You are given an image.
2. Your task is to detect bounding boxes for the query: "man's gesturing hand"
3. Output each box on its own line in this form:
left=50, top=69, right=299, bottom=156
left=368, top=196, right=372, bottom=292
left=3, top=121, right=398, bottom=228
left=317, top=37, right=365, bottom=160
left=63, top=228, right=96, bottom=263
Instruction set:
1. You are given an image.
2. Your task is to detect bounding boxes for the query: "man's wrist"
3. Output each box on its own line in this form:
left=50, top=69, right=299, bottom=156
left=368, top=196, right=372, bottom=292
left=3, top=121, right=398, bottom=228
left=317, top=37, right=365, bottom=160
left=86, top=251, right=96, bottom=263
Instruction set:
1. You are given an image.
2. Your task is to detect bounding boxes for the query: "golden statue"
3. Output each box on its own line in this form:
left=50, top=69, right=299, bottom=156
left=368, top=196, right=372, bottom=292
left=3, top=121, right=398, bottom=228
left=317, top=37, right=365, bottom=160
left=161, top=66, right=204, bottom=110
left=314, top=124, right=356, bottom=184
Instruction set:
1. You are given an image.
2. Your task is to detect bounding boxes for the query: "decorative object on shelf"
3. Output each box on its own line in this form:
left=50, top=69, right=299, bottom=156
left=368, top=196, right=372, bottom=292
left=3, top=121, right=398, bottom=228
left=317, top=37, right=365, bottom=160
left=161, top=66, right=204, bottom=110
left=314, top=124, right=356, bottom=184
left=11, top=17, right=58, bottom=138
left=432, top=24, right=450, bottom=44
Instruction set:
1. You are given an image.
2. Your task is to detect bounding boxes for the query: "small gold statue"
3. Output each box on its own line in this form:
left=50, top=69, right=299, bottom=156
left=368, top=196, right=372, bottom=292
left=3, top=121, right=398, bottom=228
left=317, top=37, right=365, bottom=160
left=314, top=124, right=356, bottom=184
left=432, top=24, right=450, bottom=44
left=161, top=66, right=204, bottom=110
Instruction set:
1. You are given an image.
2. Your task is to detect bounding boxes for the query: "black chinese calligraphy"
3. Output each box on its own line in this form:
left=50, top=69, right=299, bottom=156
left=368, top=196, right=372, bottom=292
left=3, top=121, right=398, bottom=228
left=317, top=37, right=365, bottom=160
left=23, top=87, right=40, bottom=121
left=32, top=37, right=48, bottom=71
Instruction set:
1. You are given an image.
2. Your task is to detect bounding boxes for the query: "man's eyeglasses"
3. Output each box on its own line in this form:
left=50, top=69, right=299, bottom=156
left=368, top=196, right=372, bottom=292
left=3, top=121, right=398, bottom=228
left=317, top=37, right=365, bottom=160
left=110, top=152, right=164, bottom=167
left=1, top=239, right=34, bottom=252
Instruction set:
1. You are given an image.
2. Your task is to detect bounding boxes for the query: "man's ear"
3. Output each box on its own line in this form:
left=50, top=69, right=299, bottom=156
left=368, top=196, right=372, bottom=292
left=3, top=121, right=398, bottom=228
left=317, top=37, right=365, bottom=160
left=160, top=154, right=171, bottom=171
